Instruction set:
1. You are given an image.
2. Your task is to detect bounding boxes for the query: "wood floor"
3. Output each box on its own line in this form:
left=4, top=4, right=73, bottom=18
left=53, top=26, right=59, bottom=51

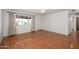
left=0, top=30, right=78, bottom=49
left=68, top=31, right=79, bottom=49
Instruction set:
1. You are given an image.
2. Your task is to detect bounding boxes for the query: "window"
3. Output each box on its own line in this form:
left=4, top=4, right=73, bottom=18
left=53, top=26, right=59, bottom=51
left=16, top=18, right=28, bottom=25
left=16, top=15, right=31, bottom=26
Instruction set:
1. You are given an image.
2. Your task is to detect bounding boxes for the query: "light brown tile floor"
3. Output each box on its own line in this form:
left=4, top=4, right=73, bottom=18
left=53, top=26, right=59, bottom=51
left=0, top=30, right=78, bottom=49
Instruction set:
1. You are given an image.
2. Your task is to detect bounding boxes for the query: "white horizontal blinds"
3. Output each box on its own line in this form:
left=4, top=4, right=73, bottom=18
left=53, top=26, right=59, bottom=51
left=16, top=15, right=31, bottom=19
left=16, top=15, right=32, bottom=26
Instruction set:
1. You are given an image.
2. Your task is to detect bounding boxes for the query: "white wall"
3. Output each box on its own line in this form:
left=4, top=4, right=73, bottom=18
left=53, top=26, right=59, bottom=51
left=0, top=14, right=2, bottom=36
left=0, top=9, right=2, bottom=42
left=35, top=15, right=41, bottom=31
left=40, top=11, right=69, bottom=35
left=0, top=10, right=2, bottom=36
left=68, top=14, right=76, bottom=34
left=68, top=14, right=72, bottom=33
left=2, top=10, right=9, bottom=37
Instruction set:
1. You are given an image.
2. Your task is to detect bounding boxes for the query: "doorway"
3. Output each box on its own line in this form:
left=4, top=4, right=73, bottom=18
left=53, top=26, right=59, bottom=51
left=76, top=17, right=79, bottom=42
left=76, top=17, right=79, bottom=31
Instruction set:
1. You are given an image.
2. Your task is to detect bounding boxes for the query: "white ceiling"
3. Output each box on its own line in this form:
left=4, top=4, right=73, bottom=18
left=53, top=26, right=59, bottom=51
left=18, top=9, right=67, bottom=14
left=7, top=9, right=68, bottom=15
left=6, top=9, right=79, bottom=15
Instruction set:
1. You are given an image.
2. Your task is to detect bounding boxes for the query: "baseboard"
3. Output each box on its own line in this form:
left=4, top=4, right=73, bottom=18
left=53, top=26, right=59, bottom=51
left=36, top=29, right=44, bottom=31
left=38, top=29, right=68, bottom=36
left=3, top=31, right=37, bottom=38
left=3, top=29, right=68, bottom=38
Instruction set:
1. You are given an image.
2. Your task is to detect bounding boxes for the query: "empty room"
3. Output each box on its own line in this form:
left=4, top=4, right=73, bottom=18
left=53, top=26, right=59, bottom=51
left=0, top=9, right=77, bottom=49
